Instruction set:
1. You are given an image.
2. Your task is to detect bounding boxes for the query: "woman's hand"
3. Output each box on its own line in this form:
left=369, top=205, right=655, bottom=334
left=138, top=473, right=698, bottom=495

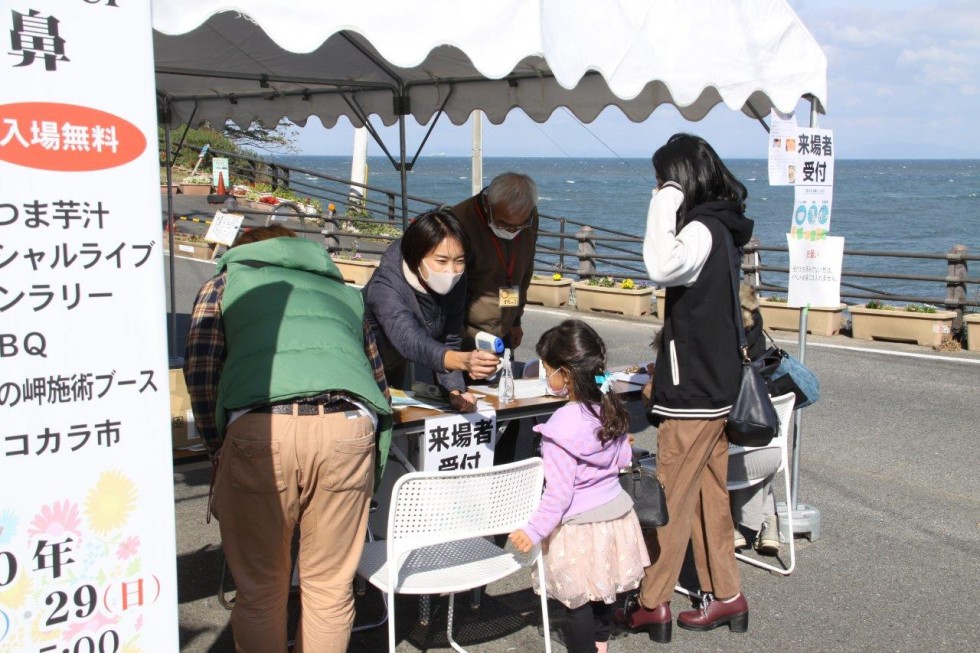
left=448, top=391, right=477, bottom=413
left=508, top=529, right=533, bottom=554
left=446, top=350, right=500, bottom=379
left=642, top=363, right=656, bottom=409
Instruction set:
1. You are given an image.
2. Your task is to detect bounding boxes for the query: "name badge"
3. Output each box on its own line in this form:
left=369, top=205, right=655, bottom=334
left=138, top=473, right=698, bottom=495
left=498, top=286, right=520, bottom=307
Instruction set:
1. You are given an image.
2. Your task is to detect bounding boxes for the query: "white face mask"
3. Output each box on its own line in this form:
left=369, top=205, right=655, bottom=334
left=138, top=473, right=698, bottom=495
left=489, top=222, right=521, bottom=240
left=420, top=260, right=463, bottom=295
left=545, top=367, right=570, bottom=398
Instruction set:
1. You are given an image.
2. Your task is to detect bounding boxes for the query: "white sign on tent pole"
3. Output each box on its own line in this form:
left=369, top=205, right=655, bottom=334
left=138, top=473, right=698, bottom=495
left=767, top=110, right=798, bottom=186
left=0, top=2, right=178, bottom=651
left=786, top=235, right=845, bottom=308
left=791, top=127, right=835, bottom=238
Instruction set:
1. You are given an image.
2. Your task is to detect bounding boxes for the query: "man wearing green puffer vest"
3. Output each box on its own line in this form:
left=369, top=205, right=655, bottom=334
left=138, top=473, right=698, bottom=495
left=184, top=225, right=391, bottom=653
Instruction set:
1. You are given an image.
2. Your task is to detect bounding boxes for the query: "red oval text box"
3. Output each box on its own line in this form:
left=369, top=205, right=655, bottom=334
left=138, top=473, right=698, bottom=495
left=0, top=102, right=146, bottom=171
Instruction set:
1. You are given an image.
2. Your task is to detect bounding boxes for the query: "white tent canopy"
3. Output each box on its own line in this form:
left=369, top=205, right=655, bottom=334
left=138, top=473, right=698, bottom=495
left=152, top=0, right=827, bottom=131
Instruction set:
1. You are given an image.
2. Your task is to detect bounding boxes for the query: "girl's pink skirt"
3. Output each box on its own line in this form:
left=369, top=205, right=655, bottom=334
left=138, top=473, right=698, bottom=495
left=533, top=509, right=651, bottom=609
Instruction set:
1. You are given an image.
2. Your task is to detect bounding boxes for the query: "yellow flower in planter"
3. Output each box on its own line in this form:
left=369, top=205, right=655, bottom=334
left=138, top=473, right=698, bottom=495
left=620, top=278, right=635, bottom=290
left=552, top=273, right=562, bottom=281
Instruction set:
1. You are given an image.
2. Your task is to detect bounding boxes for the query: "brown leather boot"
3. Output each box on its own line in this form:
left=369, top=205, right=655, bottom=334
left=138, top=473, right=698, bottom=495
left=677, top=592, right=749, bottom=632
left=613, top=593, right=671, bottom=643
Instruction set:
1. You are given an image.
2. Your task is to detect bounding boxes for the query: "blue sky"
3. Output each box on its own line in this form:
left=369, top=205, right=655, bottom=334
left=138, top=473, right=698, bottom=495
left=293, top=0, right=980, bottom=159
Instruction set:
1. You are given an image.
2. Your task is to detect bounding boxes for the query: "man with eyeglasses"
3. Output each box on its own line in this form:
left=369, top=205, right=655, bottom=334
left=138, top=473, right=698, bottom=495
left=451, top=172, right=538, bottom=464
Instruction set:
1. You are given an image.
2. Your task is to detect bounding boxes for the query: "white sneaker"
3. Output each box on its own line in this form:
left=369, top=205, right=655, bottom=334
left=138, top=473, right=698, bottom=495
left=755, top=515, right=780, bottom=554
left=734, top=528, right=747, bottom=549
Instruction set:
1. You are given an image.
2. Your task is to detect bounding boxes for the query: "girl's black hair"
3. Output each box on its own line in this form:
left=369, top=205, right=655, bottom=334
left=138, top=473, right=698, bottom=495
left=401, top=209, right=469, bottom=271
left=535, top=319, right=630, bottom=444
left=652, top=133, right=747, bottom=228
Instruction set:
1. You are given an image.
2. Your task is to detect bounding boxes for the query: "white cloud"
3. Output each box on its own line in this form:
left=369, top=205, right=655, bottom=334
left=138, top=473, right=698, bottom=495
left=898, top=47, right=970, bottom=65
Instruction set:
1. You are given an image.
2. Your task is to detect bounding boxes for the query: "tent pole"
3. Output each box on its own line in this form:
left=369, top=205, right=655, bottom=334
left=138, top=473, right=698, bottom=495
left=779, top=94, right=824, bottom=543
left=398, top=111, right=409, bottom=228
left=164, top=116, right=179, bottom=366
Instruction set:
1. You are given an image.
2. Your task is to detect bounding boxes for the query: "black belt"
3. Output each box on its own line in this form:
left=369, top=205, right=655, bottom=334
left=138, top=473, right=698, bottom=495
left=251, top=396, right=361, bottom=416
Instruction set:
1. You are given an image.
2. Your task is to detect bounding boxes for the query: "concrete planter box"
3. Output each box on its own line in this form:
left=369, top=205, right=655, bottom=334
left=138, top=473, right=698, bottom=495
left=655, top=289, right=666, bottom=319
left=179, top=182, right=212, bottom=196
left=332, top=258, right=379, bottom=285
left=527, top=278, right=573, bottom=307
left=848, top=304, right=957, bottom=347
left=573, top=281, right=653, bottom=317
left=170, top=238, right=214, bottom=261
left=964, top=314, right=980, bottom=352
left=758, top=299, right=846, bottom=337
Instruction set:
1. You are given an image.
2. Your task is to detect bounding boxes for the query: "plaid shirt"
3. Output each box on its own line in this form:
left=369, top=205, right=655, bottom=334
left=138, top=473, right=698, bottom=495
left=183, top=272, right=390, bottom=455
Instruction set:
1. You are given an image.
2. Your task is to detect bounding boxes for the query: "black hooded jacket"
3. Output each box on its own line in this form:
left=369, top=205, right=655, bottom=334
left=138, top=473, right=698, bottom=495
left=651, top=201, right=754, bottom=421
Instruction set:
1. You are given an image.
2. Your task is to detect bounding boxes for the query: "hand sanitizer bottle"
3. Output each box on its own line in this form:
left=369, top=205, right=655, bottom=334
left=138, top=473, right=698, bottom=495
left=498, top=348, right=515, bottom=405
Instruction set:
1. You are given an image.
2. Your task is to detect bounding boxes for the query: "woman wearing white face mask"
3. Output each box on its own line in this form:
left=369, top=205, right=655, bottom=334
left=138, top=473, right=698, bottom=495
left=363, top=210, right=500, bottom=412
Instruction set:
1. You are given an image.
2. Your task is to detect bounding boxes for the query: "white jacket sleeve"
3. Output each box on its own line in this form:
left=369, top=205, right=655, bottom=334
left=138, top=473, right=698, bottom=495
left=642, top=182, right=712, bottom=287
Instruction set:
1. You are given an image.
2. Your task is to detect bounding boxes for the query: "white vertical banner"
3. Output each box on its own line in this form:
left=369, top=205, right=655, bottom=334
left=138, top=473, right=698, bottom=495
left=420, top=411, right=497, bottom=472
left=0, top=2, right=178, bottom=652
left=787, top=236, right=845, bottom=308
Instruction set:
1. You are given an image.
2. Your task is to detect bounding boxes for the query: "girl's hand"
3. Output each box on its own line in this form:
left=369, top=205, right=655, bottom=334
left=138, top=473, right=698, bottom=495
left=448, top=391, right=477, bottom=413
left=509, top=529, right=533, bottom=553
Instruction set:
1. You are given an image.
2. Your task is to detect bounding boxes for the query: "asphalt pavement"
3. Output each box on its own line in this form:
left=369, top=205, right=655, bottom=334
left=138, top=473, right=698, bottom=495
left=164, top=243, right=980, bottom=652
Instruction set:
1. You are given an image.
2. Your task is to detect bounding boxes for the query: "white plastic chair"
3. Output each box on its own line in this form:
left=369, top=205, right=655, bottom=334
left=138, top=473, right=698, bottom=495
left=356, top=458, right=552, bottom=653
left=727, top=392, right=797, bottom=575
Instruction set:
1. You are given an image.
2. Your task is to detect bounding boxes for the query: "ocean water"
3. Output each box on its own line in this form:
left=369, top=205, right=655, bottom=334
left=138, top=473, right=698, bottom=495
left=276, top=156, right=980, bottom=302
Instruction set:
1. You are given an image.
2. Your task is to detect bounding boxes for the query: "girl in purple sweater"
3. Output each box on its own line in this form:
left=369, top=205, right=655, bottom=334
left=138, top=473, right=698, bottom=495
left=510, top=320, right=650, bottom=653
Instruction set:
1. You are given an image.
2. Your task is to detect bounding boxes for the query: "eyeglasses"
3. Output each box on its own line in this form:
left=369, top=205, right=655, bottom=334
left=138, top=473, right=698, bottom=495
left=488, top=203, right=534, bottom=233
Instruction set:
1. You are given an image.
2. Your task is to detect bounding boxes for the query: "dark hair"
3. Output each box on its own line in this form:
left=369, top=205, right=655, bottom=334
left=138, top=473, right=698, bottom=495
left=401, top=209, right=469, bottom=271
left=231, top=224, right=297, bottom=248
left=535, top=319, right=630, bottom=444
left=652, top=133, right=747, bottom=227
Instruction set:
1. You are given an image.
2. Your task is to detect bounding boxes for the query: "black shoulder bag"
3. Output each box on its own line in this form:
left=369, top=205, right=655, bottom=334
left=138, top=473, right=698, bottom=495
left=723, top=232, right=780, bottom=447
left=619, top=452, right=668, bottom=530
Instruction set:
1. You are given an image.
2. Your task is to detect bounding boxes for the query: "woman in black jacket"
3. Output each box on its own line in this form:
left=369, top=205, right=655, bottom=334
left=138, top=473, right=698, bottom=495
left=616, top=134, right=754, bottom=642
left=363, top=210, right=499, bottom=412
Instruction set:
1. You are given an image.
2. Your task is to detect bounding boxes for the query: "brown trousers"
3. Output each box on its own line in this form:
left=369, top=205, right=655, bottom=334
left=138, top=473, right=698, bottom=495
left=639, top=417, right=740, bottom=607
left=212, top=405, right=376, bottom=653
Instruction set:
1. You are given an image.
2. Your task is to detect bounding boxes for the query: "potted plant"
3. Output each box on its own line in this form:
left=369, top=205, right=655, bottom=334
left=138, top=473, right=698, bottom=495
left=330, top=247, right=379, bottom=285
left=757, top=295, right=846, bottom=337
left=848, top=300, right=957, bottom=347
left=179, top=174, right=213, bottom=195
left=165, top=229, right=214, bottom=261
left=962, top=313, right=980, bottom=352
left=574, top=276, right=653, bottom=317
left=527, top=273, right=573, bottom=307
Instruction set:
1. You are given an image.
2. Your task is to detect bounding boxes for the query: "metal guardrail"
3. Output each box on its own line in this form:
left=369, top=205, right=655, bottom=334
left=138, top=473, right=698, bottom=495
left=162, top=144, right=979, bottom=320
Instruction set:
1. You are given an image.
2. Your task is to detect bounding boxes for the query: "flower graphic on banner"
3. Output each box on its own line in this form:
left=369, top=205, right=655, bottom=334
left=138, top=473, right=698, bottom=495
left=27, top=500, right=81, bottom=540
left=116, top=535, right=141, bottom=560
left=0, top=509, right=17, bottom=546
left=85, top=471, right=137, bottom=534
left=0, top=570, right=31, bottom=609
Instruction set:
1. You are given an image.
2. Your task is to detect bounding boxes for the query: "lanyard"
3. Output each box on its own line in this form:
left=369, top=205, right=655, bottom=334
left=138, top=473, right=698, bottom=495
left=477, top=194, right=522, bottom=285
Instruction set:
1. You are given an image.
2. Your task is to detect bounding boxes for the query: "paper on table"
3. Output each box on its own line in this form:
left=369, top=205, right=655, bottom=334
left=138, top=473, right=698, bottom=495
left=610, top=371, right=650, bottom=387
left=469, top=378, right=547, bottom=399
left=389, top=388, right=448, bottom=411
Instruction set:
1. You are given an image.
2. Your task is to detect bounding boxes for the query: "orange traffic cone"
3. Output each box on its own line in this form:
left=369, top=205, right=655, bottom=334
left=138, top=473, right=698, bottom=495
left=216, top=172, right=227, bottom=196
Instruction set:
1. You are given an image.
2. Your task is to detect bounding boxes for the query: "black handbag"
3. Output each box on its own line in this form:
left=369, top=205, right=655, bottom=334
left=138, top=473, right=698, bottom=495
left=723, top=233, right=780, bottom=447
left=619, top=455, right=668, bottom=530
left=759, top=332, right=820, bottom=409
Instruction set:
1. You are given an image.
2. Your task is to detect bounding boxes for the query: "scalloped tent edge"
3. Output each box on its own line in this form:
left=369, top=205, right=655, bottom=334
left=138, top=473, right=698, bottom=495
left=152, top=0, right=828, bottom=222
